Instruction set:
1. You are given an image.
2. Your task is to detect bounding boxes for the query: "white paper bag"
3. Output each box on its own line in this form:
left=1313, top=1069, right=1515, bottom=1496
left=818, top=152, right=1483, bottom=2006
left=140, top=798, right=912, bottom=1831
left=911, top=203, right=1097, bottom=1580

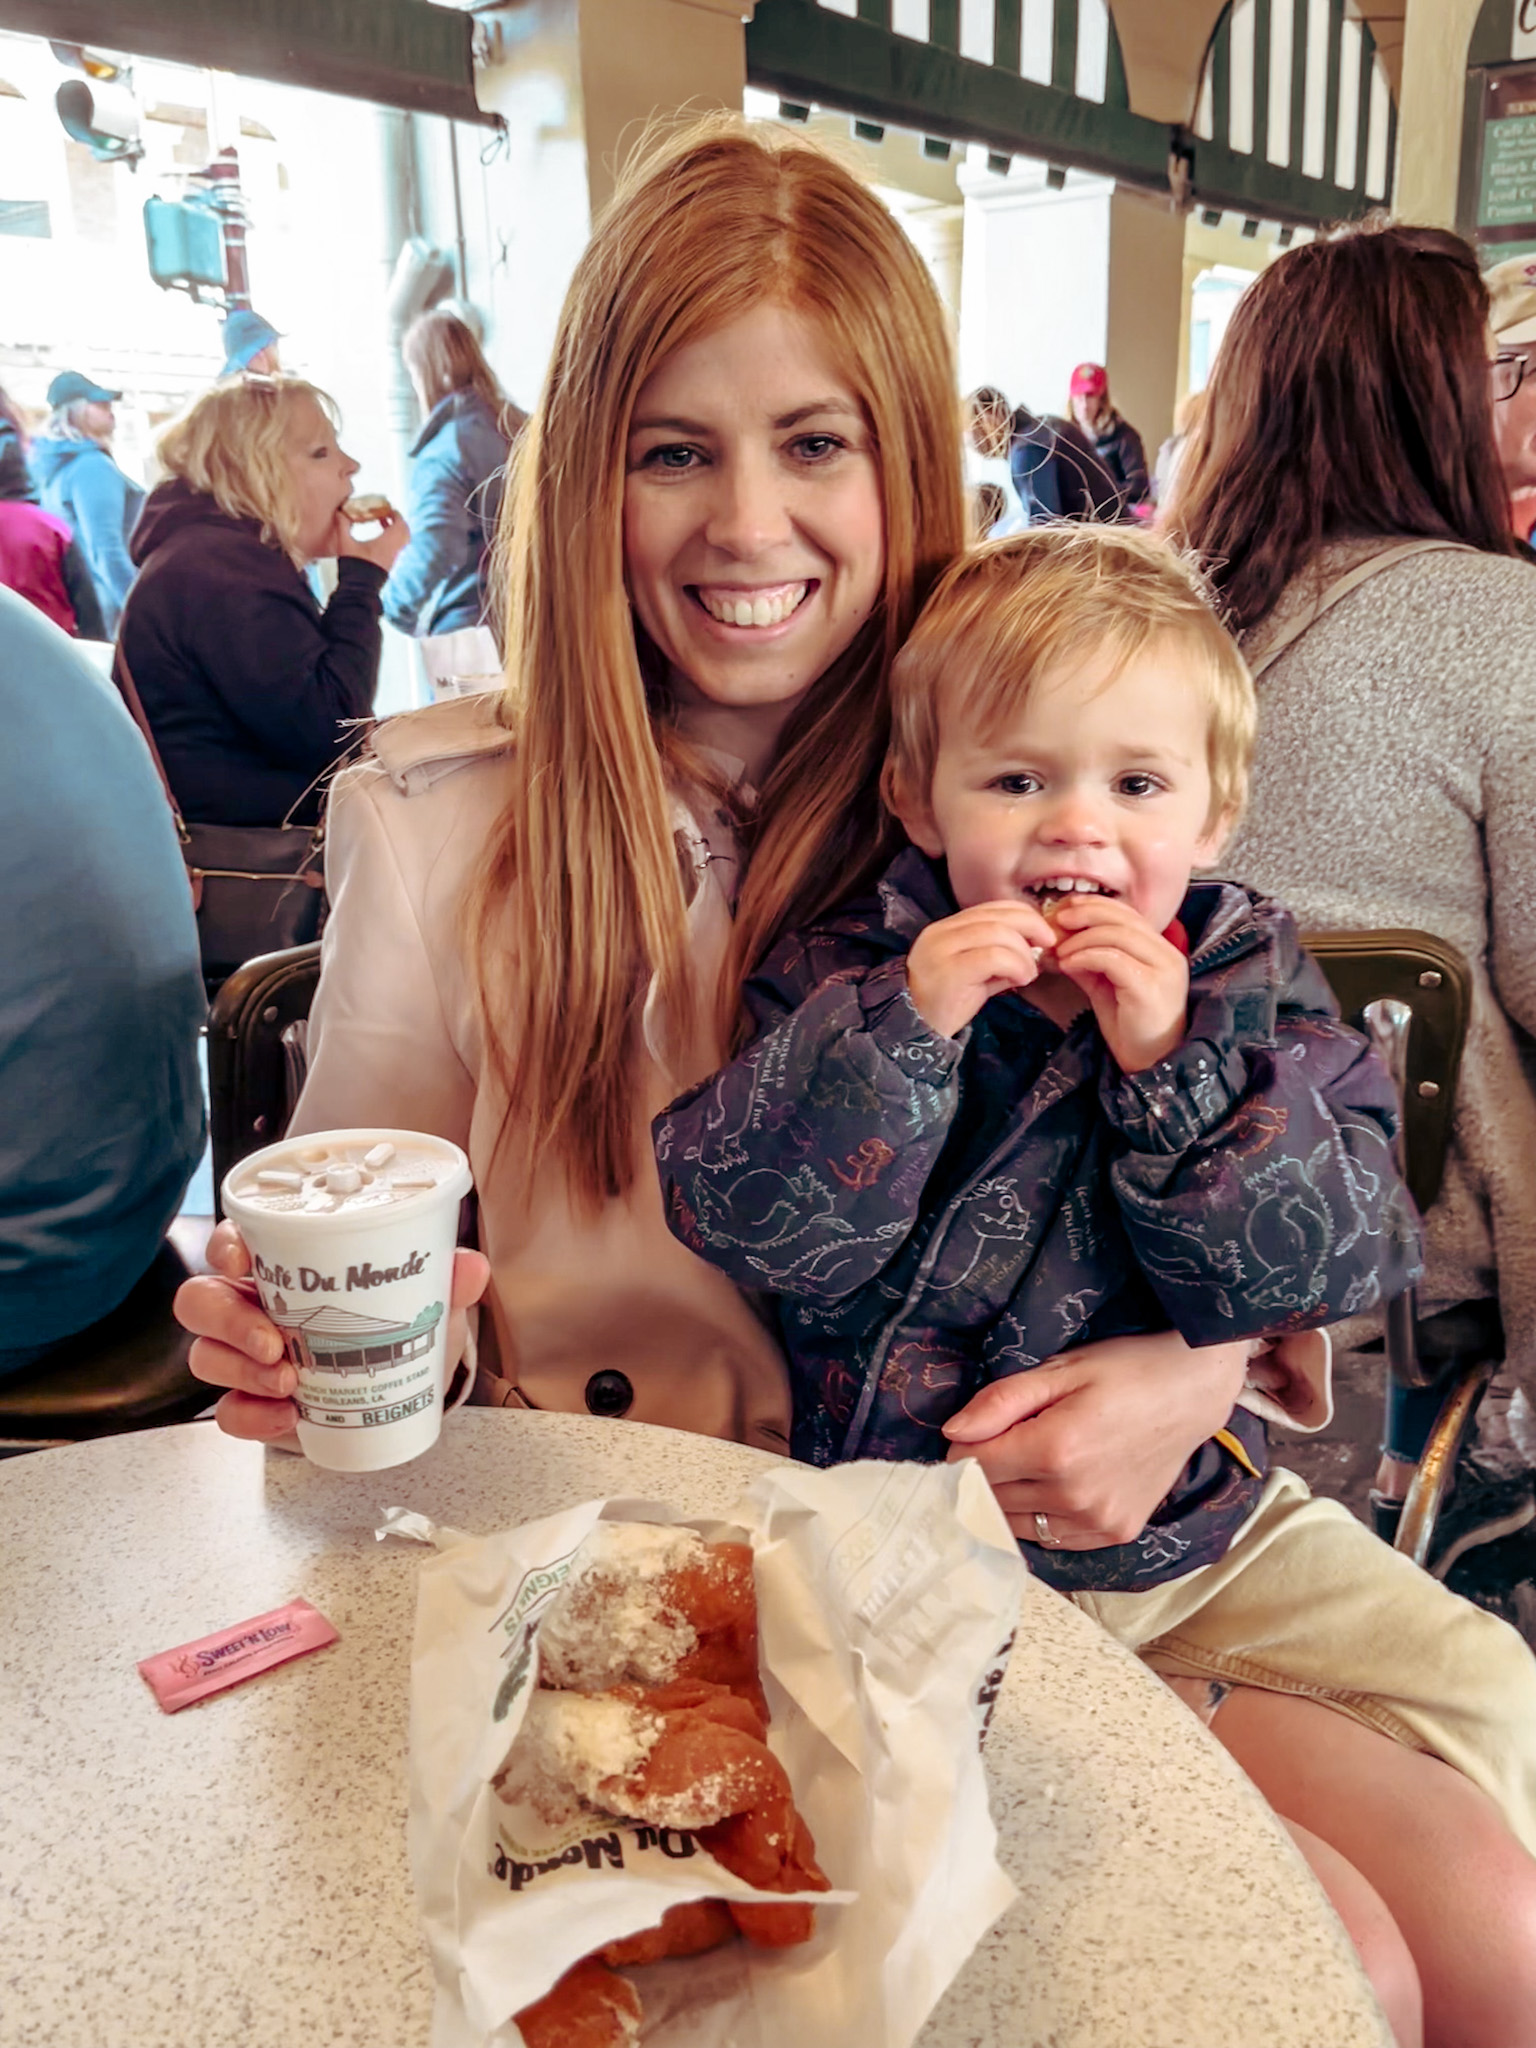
left=387, top=1458, right=1026, bottom=2048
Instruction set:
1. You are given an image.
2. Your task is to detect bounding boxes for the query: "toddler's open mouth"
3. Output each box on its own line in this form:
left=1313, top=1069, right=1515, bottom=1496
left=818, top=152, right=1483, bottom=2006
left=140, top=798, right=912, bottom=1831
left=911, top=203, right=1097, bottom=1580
left=1026, top=877, right=1119, bottom=915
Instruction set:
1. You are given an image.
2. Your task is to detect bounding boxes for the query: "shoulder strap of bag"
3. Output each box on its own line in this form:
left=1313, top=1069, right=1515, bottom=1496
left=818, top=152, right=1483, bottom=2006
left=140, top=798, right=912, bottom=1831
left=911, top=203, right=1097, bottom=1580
left=108, top=595, right=189, bottom=845
left=1246, top=540, right=1476, bottom=679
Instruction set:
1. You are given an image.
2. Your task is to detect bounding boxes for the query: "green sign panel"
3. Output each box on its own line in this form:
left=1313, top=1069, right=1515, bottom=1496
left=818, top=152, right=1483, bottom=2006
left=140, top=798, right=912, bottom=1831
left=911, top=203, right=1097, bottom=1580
left=1480, top=111, right=1536, bottom=224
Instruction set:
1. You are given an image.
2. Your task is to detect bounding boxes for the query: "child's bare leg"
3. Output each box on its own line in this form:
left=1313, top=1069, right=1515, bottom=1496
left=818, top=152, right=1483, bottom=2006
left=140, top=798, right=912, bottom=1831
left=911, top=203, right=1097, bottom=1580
left=1163, top=1677, right=1422, bottom=2044
left=1280, top=1820, right=1422, bottom=2048
left=1204, top=1686, right=1536, bottom=2048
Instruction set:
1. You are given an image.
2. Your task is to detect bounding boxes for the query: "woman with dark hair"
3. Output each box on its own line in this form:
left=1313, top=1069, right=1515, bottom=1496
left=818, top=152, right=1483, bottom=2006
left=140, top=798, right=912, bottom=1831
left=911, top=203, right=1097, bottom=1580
left=383, top=308, right=527, bottom=681
left=1168, top=222, right=1536, bottom=1586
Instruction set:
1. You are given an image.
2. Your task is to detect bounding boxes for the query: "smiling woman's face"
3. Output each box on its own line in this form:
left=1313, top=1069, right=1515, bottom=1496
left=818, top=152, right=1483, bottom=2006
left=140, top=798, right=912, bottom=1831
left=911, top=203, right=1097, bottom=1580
left=622, top=302, right=886, bottom=764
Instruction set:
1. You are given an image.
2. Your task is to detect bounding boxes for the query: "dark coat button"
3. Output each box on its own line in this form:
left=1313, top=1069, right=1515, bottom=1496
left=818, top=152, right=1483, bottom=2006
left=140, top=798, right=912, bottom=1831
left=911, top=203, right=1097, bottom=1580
left=584, top=1370, right=634, bottom=1417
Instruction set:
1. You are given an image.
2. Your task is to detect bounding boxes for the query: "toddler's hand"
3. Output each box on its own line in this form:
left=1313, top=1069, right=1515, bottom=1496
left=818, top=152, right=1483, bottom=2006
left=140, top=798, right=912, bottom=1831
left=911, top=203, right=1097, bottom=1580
left=1048, top=894, right=1189, bottom=1072
left=906, top=900, right=1057, bottom=1040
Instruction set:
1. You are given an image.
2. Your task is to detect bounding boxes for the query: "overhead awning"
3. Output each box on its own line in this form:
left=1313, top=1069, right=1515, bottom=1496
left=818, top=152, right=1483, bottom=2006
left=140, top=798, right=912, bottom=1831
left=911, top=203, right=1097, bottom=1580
left=747, top=0, right=1396, bottom=228
left=0, top=0, right=493, bottom=125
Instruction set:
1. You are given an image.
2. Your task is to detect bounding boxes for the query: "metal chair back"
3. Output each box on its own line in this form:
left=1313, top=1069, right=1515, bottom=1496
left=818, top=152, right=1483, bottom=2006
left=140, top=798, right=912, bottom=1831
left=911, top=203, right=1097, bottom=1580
left=207, top=941, right=323, bottom=1218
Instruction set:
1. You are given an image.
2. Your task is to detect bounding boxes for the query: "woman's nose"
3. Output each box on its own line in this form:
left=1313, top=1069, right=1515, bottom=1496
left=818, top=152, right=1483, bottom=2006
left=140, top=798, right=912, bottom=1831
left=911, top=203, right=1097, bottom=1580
left=342, top=451, right=360, bottom=478
left=704, top=451, right=793, bottom=558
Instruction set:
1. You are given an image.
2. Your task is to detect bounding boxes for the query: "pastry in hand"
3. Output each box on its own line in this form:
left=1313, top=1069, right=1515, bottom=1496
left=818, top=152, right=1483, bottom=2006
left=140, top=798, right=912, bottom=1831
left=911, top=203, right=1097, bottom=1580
left=343, top=493, right=393, bottom=523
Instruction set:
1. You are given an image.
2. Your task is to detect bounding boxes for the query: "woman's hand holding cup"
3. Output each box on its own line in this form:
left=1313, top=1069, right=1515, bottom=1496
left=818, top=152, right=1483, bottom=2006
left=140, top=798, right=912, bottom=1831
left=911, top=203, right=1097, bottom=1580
left=175, top=1223, right=491, bottom=1444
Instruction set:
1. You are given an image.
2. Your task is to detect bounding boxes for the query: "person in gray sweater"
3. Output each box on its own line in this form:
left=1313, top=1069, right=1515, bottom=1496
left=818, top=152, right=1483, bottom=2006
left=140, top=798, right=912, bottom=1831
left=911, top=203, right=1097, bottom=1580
left=1168, top=220, right=1536, bottom=1588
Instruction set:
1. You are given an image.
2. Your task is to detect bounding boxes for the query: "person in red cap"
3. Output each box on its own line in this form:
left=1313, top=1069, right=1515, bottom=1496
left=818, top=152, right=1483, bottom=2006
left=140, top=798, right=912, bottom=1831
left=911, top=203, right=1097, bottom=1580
left=1068, top=361, right=1150, bottom=516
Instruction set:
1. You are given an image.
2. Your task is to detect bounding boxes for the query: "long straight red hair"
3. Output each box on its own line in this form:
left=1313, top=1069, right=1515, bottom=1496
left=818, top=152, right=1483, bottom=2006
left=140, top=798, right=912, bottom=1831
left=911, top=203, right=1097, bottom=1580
left=466, top=118, right=966, bottom=1209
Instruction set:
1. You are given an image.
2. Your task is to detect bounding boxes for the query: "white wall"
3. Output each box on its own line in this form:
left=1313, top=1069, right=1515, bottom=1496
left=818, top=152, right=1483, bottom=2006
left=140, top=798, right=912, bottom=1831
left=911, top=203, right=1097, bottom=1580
left=957, top=153, right=1114, bottom=418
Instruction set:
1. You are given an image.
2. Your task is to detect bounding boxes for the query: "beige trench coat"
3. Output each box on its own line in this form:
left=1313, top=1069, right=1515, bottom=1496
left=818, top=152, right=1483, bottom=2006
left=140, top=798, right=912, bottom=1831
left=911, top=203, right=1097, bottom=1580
left=289, top=694, right=792, bottom=1453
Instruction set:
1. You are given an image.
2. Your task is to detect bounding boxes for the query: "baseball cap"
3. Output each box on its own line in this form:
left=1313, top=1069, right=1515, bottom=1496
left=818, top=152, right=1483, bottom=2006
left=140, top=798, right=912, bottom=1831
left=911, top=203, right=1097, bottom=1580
left=221, top=308, right=282, bottom=374
left=1069, top=361, right=1108, bottom=397
left=1486, top=256, right=1536, bottom=346
left=46, top=370, right=121, bottom=407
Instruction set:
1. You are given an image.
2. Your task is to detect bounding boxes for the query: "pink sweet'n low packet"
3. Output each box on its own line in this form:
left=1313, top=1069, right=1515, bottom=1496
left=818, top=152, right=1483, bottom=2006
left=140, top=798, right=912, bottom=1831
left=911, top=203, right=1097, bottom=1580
left=138, top=1598, right=338, bottom=1713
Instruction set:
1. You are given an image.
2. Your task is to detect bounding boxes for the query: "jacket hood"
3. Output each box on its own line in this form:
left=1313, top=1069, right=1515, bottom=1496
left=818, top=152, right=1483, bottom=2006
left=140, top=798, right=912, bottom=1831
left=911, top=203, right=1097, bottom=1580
left=29, top=433, right=106, bottom=485
left=409, top=386, right=516, bottom=460
left=130, top=475, right=266, bottom=567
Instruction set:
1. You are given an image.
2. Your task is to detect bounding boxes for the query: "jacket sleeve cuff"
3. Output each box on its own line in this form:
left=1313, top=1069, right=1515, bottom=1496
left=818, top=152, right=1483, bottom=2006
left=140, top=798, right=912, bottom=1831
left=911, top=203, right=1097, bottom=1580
left=1102, top=1035, right=1255, bottom=1153
left=334, top=557, right=388, bottom=598
left=857, top=957, right=967, bottom=1083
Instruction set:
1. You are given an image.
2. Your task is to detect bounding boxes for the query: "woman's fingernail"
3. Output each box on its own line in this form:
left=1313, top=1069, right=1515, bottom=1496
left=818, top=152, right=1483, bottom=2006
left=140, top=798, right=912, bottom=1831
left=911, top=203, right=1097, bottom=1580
left=255, top=1330, right=284, bottom=1365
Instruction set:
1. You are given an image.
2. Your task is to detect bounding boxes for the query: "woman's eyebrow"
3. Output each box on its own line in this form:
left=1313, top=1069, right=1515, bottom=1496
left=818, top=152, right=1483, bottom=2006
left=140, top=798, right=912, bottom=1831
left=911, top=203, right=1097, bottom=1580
left=774, top=399, right=861, bottom=428
left=628, top=398, right=860, bottom=436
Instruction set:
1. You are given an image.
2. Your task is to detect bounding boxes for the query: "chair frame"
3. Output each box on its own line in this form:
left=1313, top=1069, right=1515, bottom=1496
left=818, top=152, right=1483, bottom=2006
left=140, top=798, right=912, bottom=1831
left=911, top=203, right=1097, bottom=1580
left=1301, top=928, right=1495, bottom=1567
left=206, top=941, right=323, bottom=1218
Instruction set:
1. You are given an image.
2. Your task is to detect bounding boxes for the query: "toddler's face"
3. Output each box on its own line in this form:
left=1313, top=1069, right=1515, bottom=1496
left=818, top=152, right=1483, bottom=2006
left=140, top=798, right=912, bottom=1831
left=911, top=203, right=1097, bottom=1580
left=897, top=637, right=1230, bottom=937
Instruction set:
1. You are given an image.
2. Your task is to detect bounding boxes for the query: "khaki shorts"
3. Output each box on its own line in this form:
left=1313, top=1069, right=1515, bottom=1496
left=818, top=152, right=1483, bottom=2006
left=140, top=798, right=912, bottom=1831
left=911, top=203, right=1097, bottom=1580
left=1071, top=1469, right=1536, bottom=1854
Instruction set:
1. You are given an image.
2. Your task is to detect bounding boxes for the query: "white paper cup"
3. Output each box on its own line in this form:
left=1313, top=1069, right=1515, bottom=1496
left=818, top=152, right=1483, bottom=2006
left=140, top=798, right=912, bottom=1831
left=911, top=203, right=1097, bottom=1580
left=221, top=1128, right=473, bottom=1472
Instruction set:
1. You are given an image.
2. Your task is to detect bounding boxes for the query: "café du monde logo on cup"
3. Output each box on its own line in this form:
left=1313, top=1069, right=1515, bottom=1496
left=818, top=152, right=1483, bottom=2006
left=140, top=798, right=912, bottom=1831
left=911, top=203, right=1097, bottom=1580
left=264, top=1290, right=447, bottom=1380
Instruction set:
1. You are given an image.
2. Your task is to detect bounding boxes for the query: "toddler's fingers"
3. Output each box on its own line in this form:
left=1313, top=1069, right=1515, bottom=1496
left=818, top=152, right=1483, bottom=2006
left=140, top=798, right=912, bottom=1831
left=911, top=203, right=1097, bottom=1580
left=967, top=899, right=1058, bottom=951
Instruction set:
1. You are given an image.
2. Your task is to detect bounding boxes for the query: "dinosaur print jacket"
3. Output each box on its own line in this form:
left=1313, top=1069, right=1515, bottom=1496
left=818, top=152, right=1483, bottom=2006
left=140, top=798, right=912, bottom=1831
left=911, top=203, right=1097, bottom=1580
left=654, top=849, right=1423, bottom=1591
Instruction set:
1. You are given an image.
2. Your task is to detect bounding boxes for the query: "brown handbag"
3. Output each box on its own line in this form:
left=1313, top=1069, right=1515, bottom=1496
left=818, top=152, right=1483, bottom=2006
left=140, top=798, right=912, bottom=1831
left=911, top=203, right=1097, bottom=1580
left=109, top=633, right=326, bottom=988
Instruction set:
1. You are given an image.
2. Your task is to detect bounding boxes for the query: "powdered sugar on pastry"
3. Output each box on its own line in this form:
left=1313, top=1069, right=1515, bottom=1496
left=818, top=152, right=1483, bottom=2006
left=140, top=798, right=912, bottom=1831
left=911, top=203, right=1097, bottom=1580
left=496, top=1691, right=663, bottom=1827
left=538, top=1523, right=705, bottom=1691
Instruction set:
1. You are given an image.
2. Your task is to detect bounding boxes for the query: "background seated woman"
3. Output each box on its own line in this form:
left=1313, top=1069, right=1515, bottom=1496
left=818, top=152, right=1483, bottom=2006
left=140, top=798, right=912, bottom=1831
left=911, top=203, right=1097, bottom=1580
left=1167, top=223, right=1536, bottom=1589
left=121, top=377, right=408, bottom=834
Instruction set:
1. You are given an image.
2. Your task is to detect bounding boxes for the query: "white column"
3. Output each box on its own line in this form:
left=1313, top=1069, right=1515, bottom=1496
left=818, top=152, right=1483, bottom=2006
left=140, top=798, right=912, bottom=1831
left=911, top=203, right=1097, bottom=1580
left=1395, top=0, right=1484, bottom=227
left=957, top=156, right=1114, bottom=417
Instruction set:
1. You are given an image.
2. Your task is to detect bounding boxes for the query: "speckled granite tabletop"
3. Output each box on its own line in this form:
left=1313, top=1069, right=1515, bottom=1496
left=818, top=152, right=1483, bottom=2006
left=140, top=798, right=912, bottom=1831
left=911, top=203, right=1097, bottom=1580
left=0, top=1412, right=1389, bottom=2048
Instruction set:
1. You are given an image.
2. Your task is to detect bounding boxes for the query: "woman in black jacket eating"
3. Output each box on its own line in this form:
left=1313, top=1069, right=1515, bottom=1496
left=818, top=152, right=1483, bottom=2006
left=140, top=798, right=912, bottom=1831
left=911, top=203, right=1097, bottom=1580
left=122, top=376, right=409, bottom=826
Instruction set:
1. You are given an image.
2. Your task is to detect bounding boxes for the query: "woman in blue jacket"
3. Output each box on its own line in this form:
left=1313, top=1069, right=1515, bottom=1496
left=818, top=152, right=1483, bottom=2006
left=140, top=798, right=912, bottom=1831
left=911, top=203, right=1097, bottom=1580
left=383, top=310, right=525, bottom=656
left=31, top=371, right=144, bottom=632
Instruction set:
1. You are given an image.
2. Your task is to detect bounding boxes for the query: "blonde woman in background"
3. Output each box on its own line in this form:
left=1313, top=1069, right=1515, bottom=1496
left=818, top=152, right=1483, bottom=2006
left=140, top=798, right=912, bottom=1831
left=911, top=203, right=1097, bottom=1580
left=120, top=376, right=408, bottom=832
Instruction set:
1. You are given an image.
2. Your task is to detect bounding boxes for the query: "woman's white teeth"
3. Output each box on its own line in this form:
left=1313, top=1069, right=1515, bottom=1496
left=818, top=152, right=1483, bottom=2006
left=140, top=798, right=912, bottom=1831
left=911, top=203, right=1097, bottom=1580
left=698, top=584, right=807, bottom=627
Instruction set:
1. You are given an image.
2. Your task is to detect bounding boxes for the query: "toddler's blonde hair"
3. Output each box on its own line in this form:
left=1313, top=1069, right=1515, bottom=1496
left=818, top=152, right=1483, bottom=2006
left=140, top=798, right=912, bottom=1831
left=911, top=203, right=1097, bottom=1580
left=884, top=524, right=1256, bottom=834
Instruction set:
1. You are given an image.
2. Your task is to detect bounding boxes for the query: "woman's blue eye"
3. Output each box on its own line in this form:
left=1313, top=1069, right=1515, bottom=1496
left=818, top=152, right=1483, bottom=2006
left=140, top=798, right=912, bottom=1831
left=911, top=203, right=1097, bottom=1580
left=645, top=445, right=699, bottom=471
left=793, top=434, right=842, bottom=460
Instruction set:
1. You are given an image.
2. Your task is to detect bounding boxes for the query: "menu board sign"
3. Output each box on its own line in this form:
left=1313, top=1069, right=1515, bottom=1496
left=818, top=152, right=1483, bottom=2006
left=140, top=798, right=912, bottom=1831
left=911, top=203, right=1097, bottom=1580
left=1478, top=63, right=1536, bottom=244
left=1481, top=106, right=1536, bottom=224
